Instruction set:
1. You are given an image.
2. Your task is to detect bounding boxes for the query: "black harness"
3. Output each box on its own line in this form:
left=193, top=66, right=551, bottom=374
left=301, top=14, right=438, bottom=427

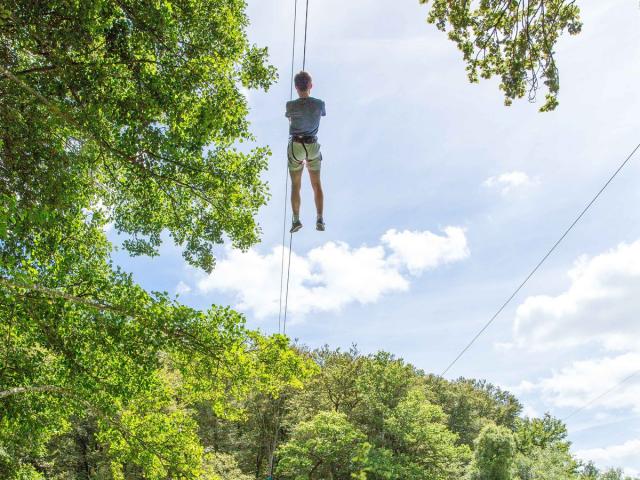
left=289, top=135, right=317, bottom=162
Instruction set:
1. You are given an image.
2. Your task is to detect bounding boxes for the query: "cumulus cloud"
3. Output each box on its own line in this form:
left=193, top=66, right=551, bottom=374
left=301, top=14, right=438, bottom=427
left=513, top=240, right=640, bottom=351
left=197, top=227, right=469, bottom=320
left=382, top=227, right=469, bottom=275
left=484, top=171, right=538, bottom=195
left=512, top=353, right=640, bottom=413
left=576, top=439, right=640, bottom=475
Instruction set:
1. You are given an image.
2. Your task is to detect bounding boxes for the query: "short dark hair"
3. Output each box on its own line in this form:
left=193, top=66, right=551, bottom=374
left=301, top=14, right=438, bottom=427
left=294, top=71, right=312, bottom=91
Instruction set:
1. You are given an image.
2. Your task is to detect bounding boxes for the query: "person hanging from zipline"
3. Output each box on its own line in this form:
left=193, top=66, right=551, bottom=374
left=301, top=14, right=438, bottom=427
left=286, top=71, right=326, bottom=233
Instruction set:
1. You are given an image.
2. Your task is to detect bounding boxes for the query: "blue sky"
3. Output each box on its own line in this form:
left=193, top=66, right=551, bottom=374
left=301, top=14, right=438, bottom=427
left=112, top=0, right=640, bottom=474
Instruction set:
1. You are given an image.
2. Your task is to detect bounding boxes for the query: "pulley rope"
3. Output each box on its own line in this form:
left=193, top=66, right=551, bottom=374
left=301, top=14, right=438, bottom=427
left=440, top=141, right=640, bottom=377
left=278, top=0, right=311, bottom=335
left=278, top=0, right=299, bottom=334
left=302, top=0, right=310, bottom=71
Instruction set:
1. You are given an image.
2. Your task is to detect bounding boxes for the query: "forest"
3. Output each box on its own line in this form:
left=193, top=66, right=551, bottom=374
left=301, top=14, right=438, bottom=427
left=0, top=0, right=635, bottom=479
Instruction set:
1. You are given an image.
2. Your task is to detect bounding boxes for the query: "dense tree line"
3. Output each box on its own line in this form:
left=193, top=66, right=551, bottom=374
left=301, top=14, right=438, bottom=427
left=5, top=345, right=636, bottom=479
left=190, top=346, right=640, bottom=480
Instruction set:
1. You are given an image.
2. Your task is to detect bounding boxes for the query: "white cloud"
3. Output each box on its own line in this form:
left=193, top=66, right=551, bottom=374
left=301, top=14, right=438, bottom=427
left=513, top=240, right=640, bottom=351
left=484, top=171, right=538, bottom=195
left=175, top=281, right=192, bottom=296
left=197, top=227, right=469, bottom=320
left=382, top=227, right=469, bottom=275
left=514, top=353, right=640, bottom=414
left=576, top=439, right=640, bottom=474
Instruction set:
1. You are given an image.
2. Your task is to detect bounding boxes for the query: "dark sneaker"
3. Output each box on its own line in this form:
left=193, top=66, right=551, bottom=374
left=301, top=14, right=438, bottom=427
left=316, top=219, right=325, bottom=231
left=290, top=220, right=303, bottom=233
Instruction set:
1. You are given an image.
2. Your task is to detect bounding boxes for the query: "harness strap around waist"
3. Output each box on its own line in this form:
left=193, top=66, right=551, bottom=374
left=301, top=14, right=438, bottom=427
left=290, top=135, right=317, bottom=144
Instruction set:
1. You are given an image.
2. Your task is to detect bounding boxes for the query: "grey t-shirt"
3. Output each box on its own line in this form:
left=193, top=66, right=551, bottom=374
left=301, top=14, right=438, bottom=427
left=286, top=97, right=326, bottom=137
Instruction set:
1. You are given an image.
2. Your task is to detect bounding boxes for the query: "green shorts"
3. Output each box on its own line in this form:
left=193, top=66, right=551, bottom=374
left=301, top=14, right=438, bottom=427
left=288, top=141, right=322, bottom=172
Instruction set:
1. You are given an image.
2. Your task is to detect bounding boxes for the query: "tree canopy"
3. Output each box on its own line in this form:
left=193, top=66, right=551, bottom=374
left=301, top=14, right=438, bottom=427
left=419, top=0, right=583, bottom=111
left=1, top=0, right=276, bottom=272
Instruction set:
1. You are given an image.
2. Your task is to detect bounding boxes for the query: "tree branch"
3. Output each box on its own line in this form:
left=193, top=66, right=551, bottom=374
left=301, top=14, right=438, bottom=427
left=0, top=385, right=69, bottom=399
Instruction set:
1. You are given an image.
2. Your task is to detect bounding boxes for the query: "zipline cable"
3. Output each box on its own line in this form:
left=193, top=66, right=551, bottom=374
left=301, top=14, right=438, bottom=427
left=440, top=141, right=640, bottom=377
left=289, top=0, right=299, bottom=100
left=561, top=368, right=640, bottom=422
left=279, top=0, right=311, bottom=335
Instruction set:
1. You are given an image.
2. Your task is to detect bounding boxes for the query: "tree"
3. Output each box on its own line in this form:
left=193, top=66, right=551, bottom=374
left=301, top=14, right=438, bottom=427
left=276, top=411, right=370, bottom=480
left=0, top=1, right=315, bottom=478
left=0, top=277, right=314, bottom=479
left=514, top=414, right=577, bottom=479
left=374, top=388, right=471, bottom=480
left=354, top=351, right=421, bottom=433
left=468, top=423, right=517, bottom=480
left=516, top=414, right=571, bottom=454
left=578, top=462, right=600, bottom=480
left=419, top=0, right=583, bottom=111
left=598, top=469, right=639, bottom=480
left=515, top=445, right=578, bottom=480
left=282, top=350, right=471, bottom=480
left=1, top=0, right=276, bottom=272
left=425, top=375, right=522, bottom=446
left=201, top=452, right=254, bottom=480
left=290, top=345, right=367, bottom=421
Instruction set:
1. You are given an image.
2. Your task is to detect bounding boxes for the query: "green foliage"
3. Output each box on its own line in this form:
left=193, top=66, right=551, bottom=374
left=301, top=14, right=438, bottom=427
left=419, top=0, right=583, bottom=111
left=276, top=411, right=370, bottom=480
left=280, top=348, right=470, bottom=480
left=374, top=388, right=471, bottom=480
left=1, top=0, right=277, bottom=272
left=579, top=462, right=601, bottom=480
left=426, top=375, right=522, bottom=446
left=0, top=1, right=311, bottom=478
left=516, top=413, right=571, bottom=455
left=353, top=351, right=421, bottom=441
left=514, top=413, right=577, bottom=480
left=516, top=445, right=578, bottom=480
left=575, top=462, right=639, bottom=480
left=468, top=423, right=517, bottom=480
left=597, top=469, right=639, bottom=480
left=201, top=452, right=253, bottom=480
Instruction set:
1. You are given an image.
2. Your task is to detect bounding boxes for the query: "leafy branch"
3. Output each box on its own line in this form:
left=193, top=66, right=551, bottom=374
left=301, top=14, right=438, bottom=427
left=420, top=0, right=583, bottom=111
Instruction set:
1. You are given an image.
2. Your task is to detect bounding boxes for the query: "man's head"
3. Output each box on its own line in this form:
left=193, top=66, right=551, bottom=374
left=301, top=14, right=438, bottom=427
left=294, top=71, right=313, bottom=96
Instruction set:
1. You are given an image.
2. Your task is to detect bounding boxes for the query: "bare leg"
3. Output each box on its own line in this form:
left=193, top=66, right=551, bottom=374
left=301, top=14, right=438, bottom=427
left=290, top=169, right=303, bottom=217
left=308, top=169, right=324, bottom=218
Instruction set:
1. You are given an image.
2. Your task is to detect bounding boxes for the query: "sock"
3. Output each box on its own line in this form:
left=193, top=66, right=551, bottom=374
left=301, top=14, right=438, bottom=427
left=317, top=214, right=323, bottom=222
left=293, top=214, right=300, bottom=223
